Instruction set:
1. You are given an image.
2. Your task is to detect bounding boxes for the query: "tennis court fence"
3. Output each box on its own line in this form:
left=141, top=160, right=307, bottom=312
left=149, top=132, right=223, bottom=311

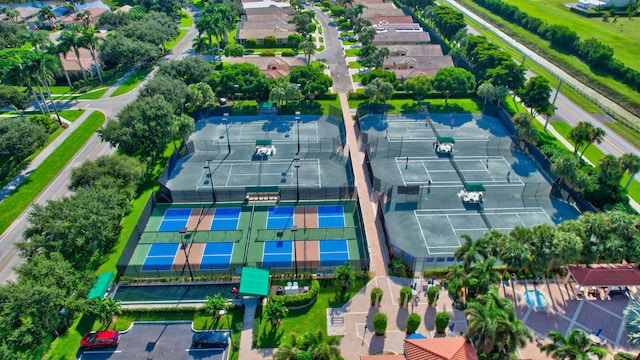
left=253, top=227, right=360, bottom=242
left=185, top=137, right=345, bottom=154
left=137, top=230, right=244, bottom=244
left=161, top=185, right=356, bottom=203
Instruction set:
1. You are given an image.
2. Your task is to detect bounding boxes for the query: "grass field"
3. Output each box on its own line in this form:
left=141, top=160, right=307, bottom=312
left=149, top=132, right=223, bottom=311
left=500, top=0, right=640, bottom=70
left=450, top=0, right=640, bottom=115
left=0, top=111, right=105, bottom=235
left=110, top=66, right=153, bottom=97
left=346, top=98, right=483, bottom=114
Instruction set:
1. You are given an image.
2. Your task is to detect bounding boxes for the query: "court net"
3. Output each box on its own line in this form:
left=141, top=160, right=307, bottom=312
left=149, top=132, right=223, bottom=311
left=254, top=227, right=359, bottom=241
left=138, top=230, right=244, bottom=244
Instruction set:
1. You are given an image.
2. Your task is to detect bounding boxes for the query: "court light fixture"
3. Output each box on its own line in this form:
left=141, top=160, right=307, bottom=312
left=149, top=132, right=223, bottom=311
left=222, top=113, right=230, bottom=153
left=203, top=160, right=217, bottom=203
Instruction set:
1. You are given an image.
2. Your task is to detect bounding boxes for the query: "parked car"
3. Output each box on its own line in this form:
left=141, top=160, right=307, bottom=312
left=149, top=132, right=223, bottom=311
left=192, top=331, right=230, bottom=349
left=81, top=330, right=120, bottom=350
left=219, top=98, right=228, bottom=105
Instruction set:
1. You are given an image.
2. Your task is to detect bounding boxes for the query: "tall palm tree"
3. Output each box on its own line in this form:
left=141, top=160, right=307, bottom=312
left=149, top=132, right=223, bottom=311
left=464, top=300, right=511, bottom=354
left=58, top=28, right=88, bottom=82
left=619, top=153, right=640, bottom=190
left=2, top=53, right=47, bottom=115
left=540, top=329, right=608, bottom=360
left=580, top=126, right=606, bottom=157
left=203, top=294, right=228, bottom=324
left=454, top=234, right=488, bottom=272
left=27, top=51, right=63, bottom=125
left=192, top=36, right=209, bottom=56
left=5, top=8, right=20, bottom=23
left=466, top=257, right=500, bottom=297
left=79, top=27, right=103, bottom=83
left=90, top=297, right=122, bottom=328
left=264, top=298, right=288, bottom=330
left=333, top=263, right=355, bottom=290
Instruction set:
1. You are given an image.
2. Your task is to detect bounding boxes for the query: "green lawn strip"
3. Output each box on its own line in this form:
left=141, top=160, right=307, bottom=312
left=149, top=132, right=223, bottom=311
left=76, top=88, right=109, bottom=100
left=256, top=278, right=368, bottom=348
left=604, top=121, right=640, bottom=149
left=450, top=4, right=602, bottom=114
left=166, top=29, right=189, bottom=50
left=58, top=110, right=85, bottom=122
left=345, top=49, right=359, bottom=57
left=346, top=98, right=482, bottom=114
left=549, top=121, right=640, bottom=203
left=110, top=67, right=154, bottom=97
left=0, top=111, right=105, bottom=235
left=348, top=61, right=362, bottom=68
left=180, top=10, right=193, bottom=27
left=451, top=0, right=640, bottom=113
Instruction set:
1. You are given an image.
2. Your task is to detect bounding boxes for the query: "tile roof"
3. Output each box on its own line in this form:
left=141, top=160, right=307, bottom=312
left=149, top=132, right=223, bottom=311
left=387, top=44, right=444, bottom=56
left=368, top=15, right=415, bottom=24
left=567, top=264, right=640, bottom=287
left=372, top=31, right=430, bottom=45
left=360, top=356, right=407, bottom=360
left=405, top=337, right=478, bottom=360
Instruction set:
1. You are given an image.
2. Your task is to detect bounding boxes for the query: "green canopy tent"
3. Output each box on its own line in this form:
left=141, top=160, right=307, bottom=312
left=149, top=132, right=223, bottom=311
left=464, top=183, right=485, bottom=192
left=238, top=267, right=270, bottom=296
left=437, top=136, right=455, bottom=144
left=88, top=271, right=115, bottom=300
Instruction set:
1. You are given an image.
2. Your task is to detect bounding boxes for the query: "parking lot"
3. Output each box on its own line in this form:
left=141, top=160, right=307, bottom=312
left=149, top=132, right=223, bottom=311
left=79, top=321, right=229, bottom=360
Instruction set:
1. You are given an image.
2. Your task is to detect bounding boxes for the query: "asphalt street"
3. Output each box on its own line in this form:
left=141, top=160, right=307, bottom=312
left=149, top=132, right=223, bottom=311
left=312, top=5, right=353, bottom=93
left=78, top=322, right=228, bottom=360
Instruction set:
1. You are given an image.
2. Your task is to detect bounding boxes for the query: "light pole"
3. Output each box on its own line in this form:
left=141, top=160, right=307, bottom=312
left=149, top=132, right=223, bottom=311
left=294, top=155, right=300, bottom=202
left=294, top=83, right=301, bottom=115
left=234, top=84, right=240, bottom=115
left=222, top=112, right=230, bottom=153
left=295, top=111, right=301, bottom=154
left=291, top=224, right=298, bottom=278
left=179, top=227, right=194, bottom=281
left=203, top=161, right=216, bottom=203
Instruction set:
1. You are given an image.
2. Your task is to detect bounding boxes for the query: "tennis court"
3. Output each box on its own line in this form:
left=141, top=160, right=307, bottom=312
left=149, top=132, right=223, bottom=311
left=140, top=242, right=235, bottom=271
left=319, top=239, right=350, bottom=266
left=267, top=206, right=296, bottom=229
left=395, top=157, right=521, bottom=186
left=260, top=239, right=351, bottom=269
left=158, top=209, right=191, bottom=232
left=156, top=207, right=241, bottom=231
left=211, top=208, right=241, bottom=230
left=196, top=159, right=323, bottom=188
left=318, top=205, right=346, bottom=228
left=262, top=240, right=293, bottom=269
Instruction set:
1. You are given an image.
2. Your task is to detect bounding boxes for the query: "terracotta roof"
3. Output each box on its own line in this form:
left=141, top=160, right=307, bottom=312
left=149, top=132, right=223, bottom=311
left=368, top=15, right=415, bottom=24
left=114, top=5, right=132, bottom=13
left=384, top=55, right=453, bottom=69
left=362, top=8, right=406, bottom=19
left=360, top=356, right=407, bottom=360
left=405, top=337, right=478, bottom=360
left=567, top=264, right=640, bottom=287
left=372, top=31, right=430, bottom=45
left=58, top=8, right=108, bottom=24
left=387, top=44, right=444, bottom=56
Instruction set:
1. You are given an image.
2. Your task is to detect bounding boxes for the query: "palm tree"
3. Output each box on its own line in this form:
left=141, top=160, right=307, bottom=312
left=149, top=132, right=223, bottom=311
left=269, top=83, right=287, bottom=108
left=334, top=263, right=355, bottom=290
left=37, top=6, right=57, bottom=29
left=580, top=126, right=606, bottom=157
left=619, top=153, right=640, bottom=190
left=298, top=40, right=316, bottom=65
left=358, top=27, right=377, bottom=47
left=464, top=300, right=511, bottom=354
left=58, top=28, right=88, bottom=82
left=540, top=329, right=608, bottom=360
left=550, top=153, right=580, bottom=190
left=90, top=297, right=122, bottom=328
left=203, top=294, right=228, bottom=324
left=192, top=36, right=209, bottom=56
left=79, top=28, right=103, bottom=83
left=274, top=330, right=341, bottom=360
left=5, top=8, right=20, bottom=23
left=466, top=257, right=500, bottom=297
left=264, top=298, right=288, bottom=330
left=624, top=301, right=640, bottom=345
left=27, top=51, right=63, bottom=125
left=1, top=54, right=47, bottom=114
left=454, top=234, right=487, bottom=271
left=477, top=82, right=496, bottom=104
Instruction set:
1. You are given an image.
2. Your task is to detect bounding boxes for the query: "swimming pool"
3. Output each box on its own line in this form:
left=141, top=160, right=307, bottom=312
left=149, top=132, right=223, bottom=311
left=522, top=289, right=549, bottom=312
left=114, top=283, right=239, bottom=302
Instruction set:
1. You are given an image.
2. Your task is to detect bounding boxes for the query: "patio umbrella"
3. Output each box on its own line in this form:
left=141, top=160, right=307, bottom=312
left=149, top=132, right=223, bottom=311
left=407, top=333, right=426, bottom=339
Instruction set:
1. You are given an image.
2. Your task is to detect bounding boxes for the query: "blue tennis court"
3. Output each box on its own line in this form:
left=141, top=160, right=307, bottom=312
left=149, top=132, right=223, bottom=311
left=266, top=206, right=295, bottom=229
left=142, top=243, right=179, bottom=271
left=200, top=242, right=234, bottom=270
left=262, top=240, right=292, bottom=268
left=319, top=239, right=349, bottom=266
left=158, top=208, right=191, bottom=232
left=211, top=208, right=241, bottom=231
left=318, top=205, right=345, bottom=228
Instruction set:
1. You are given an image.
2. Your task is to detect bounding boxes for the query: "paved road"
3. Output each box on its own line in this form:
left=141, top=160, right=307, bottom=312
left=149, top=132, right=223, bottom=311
left=312, top=6, right=353, bottom=93
left=0, top=8, right=200, bottom=283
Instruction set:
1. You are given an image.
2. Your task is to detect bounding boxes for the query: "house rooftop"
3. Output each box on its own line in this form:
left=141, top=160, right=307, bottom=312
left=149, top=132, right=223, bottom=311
left=372, top=31, right=430, bottom=44
left=405, top=337, right=478, bottom=360
left=387, top=44, right=444, bottom=56
left=566, top=264, right=640, bottom=287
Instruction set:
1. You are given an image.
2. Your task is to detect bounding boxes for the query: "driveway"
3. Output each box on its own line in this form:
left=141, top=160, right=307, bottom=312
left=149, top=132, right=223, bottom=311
left=78, top=321, right=229, bottom=360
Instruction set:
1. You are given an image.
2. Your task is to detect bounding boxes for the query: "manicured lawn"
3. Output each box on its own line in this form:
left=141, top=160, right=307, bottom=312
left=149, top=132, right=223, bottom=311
left=0, top=111, right=105, bottom=235
left=450, top=0, right=639, bottom=116
left=347, top=98, right=482, bottom=114
left=166, top=29, right=188, bottom=50
left=110, top=66, right=154, bottom=97
left=604, top=120, right=640, bottom=149
left=348, top=61, right=362, bottom=68
left=51, top=88, right=109, bottom=100
left=256, top=278, right=368, bottom=349
left=500, top=0, right=640, bottom=71
left=345, top=48, right=359, bottom=57
left=58, top=110, right=85, bottom=122
left=179, top=10, right=193, bottom=27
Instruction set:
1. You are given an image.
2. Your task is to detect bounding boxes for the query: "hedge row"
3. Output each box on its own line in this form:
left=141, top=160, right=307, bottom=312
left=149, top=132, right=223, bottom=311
left=270, top=279, right=320, bottom=307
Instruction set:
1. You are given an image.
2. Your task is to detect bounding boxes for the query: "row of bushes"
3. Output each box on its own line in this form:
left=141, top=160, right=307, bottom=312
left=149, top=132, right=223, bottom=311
left=270, top=279, right=320, bottom=307
left=471, top=0, right=640, bottom=93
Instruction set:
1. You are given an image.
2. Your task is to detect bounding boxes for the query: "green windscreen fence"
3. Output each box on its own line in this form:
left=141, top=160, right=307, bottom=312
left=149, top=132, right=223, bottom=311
left=239, top=267, right=270, bottom=296
left=438, top=136, right=455, bottom=144
left=88, top=271, right=114, bottom=299
left=464, top=183, right=485, bottom=192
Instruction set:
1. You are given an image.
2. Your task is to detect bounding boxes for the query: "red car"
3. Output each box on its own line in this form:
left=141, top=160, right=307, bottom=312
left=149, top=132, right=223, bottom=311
left=81, top=330, right=120, bottom=350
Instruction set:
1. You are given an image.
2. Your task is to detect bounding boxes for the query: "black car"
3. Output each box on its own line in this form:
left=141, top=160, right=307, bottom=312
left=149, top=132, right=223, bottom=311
left=192, top=331, right=230, bottom=349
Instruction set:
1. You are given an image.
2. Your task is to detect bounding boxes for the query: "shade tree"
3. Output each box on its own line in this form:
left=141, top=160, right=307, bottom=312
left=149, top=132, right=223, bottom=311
left=432, top=66, right=476, bottom=105
left=518, top=76, right=553, bottom=117
left=70, top=155, right=146, bottom=199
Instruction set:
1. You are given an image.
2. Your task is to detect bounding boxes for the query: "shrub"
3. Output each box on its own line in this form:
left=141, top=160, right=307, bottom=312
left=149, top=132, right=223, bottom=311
left=447, top=282, right=459, bottom=300
left=370, top=287, right=383, bottom=306
left=614, top=352, right=636, bottom=360
left=423, top=268, right=450, bottom=277
left=270, top=280, right=319, bottom=307
left=389, top=257, right=411, bottom=277
left=427, top=286, right=439, bottom=306
left=245, top=38, right=257, bottom=48
left=435, top=311, right=450, bottom=334
left=224, top=44, right=245, bottom=57
left=263, top=36, right=277, bottom=48
left=399, top=286, right=412, bottom=306
left=261, top=49, right=276, bottom=56
left=406, top=313, right=421, bottom=334
left=281, top=49, right=295, bottom=57
left=372, top=313, right=387, bottom=335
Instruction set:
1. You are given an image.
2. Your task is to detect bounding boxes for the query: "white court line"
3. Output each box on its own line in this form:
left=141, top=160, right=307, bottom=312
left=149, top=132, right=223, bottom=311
left=414, top=212, right=430, bottom=251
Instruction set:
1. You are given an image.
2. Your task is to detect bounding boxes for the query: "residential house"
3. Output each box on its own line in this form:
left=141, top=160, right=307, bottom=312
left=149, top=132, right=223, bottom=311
left=368, top=15, right=415, bottom=25
left=360, top=337, right=479, bottom=360
left=383, top=55, right=453, bottom=77
left=362, top=7, right=406, bottom=19
left=57, top=7, right=108, bottom=27
left=14, top=6, right=40, bottom=24
left=237, top=6, right=297, bottom=45
left=227, top=56, right=306, bottom=78
left=372, top=30, right=430, bottom=45
left=387, top=44, right=445, bottom=57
